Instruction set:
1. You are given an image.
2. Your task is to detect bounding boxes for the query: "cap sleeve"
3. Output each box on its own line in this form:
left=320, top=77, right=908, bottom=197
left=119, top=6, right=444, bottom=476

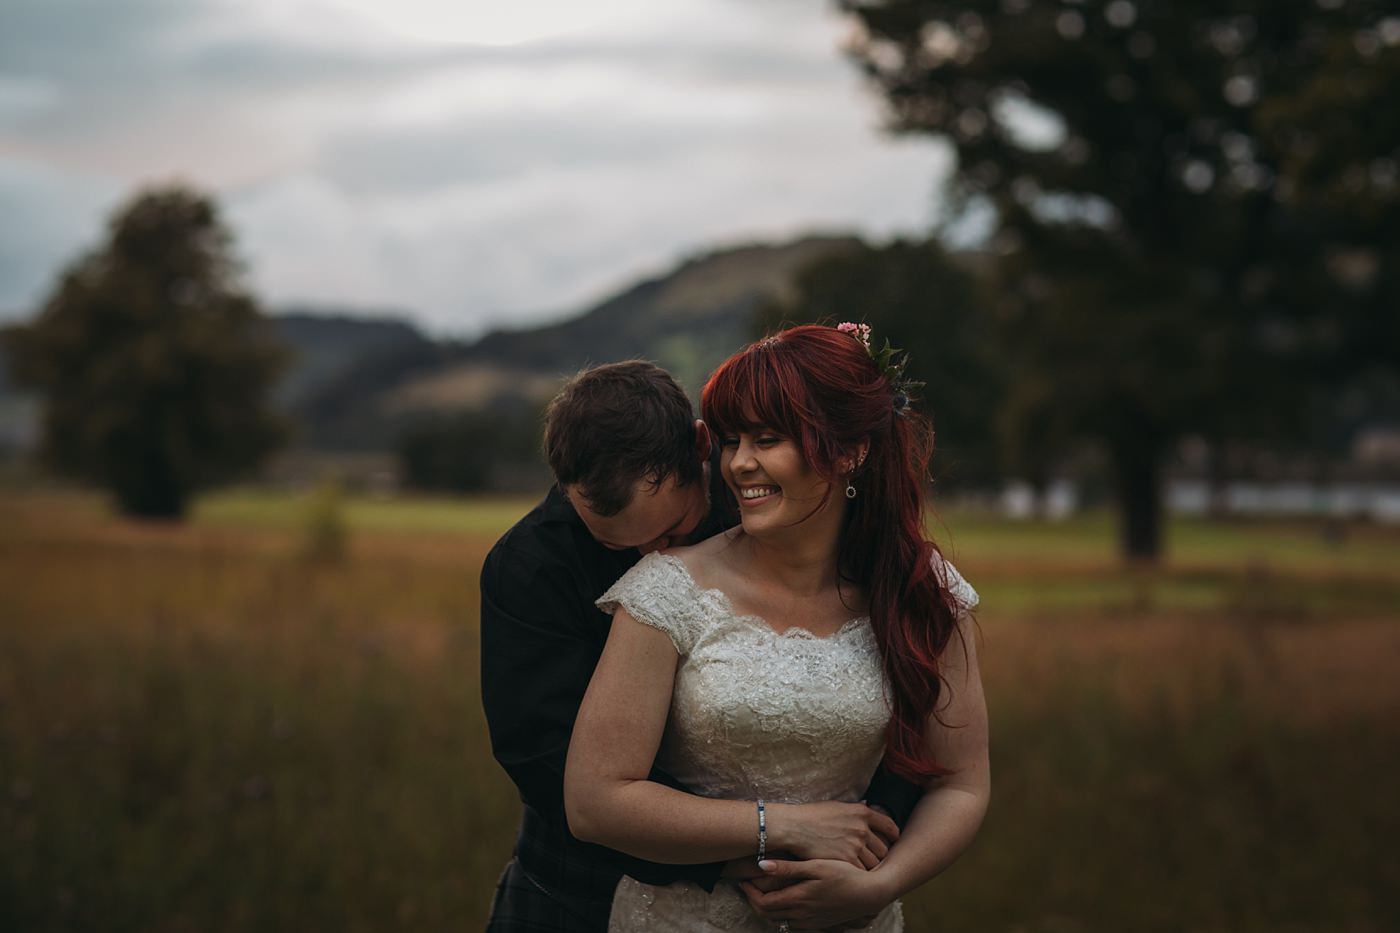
left=932, top=553, right=979, bottom=618
left=596, top=553, right=706, bottom=656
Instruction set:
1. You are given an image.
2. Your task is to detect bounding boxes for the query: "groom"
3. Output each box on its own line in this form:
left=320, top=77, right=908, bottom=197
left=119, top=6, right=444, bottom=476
left=480, top=360, right=916, bottom=932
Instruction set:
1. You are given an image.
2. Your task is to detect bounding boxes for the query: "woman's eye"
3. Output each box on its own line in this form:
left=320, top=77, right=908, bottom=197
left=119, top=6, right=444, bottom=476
left=720, top=436, right=739, bottom=447
left=756, top=435, right=781, bottom=446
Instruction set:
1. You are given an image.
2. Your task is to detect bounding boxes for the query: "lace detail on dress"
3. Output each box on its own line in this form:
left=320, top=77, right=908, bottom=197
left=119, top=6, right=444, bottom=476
left=610, top=874, right=904, bottom=932
left=597, top=552, right=710, bottom=655
left=934, top=552, right=980, bottom=617
left=597, top=552, right=928, bottom=931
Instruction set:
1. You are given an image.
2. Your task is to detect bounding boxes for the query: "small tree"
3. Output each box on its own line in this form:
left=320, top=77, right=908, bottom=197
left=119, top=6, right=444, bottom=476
left=3, top=185, right=288, bottom=518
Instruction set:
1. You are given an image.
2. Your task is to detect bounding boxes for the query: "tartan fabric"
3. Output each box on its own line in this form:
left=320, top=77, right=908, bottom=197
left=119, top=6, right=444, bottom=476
left=480, top=480, right=737, bottom=933
left=485, top=858, right=611, bottom=933
left=484, top=806, right=620, bottom=933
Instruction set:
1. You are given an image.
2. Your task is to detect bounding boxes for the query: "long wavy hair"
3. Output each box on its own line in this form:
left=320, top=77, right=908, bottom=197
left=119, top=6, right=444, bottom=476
left=701, top=324, right=963, bottom=783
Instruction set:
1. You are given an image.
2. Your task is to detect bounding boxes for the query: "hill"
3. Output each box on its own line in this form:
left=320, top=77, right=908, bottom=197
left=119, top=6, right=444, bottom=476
left=0, top=235, right=863, bottom=457
left=292, top=235, right=862, bottom=450
left=449, top=235, right=861, bottom=394
left=273, top=311, right=436, bottom=408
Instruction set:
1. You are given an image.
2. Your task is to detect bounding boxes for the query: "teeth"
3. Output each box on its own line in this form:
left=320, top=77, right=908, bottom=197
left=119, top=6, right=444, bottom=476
left=741, top=486, right=778, bottom=499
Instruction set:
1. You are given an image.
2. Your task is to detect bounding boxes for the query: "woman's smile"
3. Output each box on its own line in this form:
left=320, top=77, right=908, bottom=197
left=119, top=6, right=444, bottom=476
left=737, top=484, right=781, bottom=505
left=720, top=427, right=839, bottom=538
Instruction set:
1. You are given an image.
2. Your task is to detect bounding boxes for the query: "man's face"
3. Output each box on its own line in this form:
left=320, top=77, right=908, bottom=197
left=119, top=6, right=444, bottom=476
left=567, top=473, right=710, bottom=555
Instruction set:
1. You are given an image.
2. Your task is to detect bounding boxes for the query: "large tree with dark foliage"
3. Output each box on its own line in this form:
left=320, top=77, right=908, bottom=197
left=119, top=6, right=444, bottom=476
left=3, top=186, right=287, bottom=518
left=840, top=0, right=1400, bottom=559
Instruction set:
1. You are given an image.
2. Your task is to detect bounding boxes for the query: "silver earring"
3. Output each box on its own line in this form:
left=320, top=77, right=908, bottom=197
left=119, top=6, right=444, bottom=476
left=845, top=481, right=857, bottom=499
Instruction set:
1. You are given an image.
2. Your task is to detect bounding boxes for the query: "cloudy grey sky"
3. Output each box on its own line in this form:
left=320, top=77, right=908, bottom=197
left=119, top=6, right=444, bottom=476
left=0, top=0, right=950, bottom=336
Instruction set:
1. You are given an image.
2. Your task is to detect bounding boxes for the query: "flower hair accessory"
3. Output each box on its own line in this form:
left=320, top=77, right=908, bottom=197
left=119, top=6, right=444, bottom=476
left=836, top=321, right=872, bottom=349
left=836, top=321, right=924, bottom=414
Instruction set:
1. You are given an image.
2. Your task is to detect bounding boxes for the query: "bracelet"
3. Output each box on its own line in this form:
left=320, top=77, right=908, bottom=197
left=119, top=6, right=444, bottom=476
left=756, top=798, right=767, bottom=862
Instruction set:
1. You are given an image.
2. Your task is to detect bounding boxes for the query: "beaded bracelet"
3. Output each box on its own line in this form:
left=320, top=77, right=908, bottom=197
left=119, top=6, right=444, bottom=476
left=756, top=798, right=767, bottom=862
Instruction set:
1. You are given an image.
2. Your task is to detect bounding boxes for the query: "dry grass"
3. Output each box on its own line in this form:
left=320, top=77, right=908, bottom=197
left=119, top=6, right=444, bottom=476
left=1, top=489, right=1398, bottom=932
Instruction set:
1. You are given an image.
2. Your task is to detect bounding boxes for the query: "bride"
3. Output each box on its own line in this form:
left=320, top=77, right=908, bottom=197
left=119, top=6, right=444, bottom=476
left=565, top=324, right=989, bottom=931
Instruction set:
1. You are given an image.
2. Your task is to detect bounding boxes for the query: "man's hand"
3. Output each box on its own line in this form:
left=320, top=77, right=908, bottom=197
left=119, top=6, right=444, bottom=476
left=740, top=859, right=894, bottom=932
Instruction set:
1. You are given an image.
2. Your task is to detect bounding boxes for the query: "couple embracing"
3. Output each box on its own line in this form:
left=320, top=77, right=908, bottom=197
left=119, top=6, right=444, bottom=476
left=481, top=324, right=989, bottom=932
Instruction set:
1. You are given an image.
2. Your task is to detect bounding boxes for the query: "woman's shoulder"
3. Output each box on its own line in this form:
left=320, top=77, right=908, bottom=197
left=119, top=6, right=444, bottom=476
left=597, top=537, right=740, bottom=617
left=931, top=550, right=980, bottom=615
left=658, top=528, right=741, bottom=585
left=598, top=548, right=716, bottom=654
left=607, top=549, right=698, bottom=596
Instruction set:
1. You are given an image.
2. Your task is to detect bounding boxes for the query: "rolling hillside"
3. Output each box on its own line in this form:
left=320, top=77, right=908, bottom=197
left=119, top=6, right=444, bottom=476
left=0, top=235, right=863, bottom=456
left=292, top=235, right=862, bottom=450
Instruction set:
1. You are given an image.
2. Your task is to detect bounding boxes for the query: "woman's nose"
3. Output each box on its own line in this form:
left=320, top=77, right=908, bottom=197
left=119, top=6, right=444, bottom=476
left=730, top=442, right=758, bottom=471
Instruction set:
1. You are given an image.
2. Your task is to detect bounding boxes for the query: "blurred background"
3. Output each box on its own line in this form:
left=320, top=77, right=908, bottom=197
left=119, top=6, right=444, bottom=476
left=2, top=1, right=1398, bottom=930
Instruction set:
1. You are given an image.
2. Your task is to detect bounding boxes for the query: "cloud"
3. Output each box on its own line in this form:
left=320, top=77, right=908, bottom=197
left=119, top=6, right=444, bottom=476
left=0, top=0, right=191, bottom=80
left=0, top=0, right=948, bottom=334
left=0, top=159, right=123, bottom=318
left=0, top=76, right=61, bottom=128
left=218, top=123, right=945, bottom=337
left=319, top=110, right=721, bottom=195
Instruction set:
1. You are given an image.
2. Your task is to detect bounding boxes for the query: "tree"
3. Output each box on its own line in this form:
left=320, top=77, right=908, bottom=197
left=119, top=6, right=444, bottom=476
left=3, top=185, right=288, bottom=518
left=397, top=406, right=545, bottom=494
left=756, top=238, right=1008, bottom=491
left=840, top=0, right=1400, bottom=559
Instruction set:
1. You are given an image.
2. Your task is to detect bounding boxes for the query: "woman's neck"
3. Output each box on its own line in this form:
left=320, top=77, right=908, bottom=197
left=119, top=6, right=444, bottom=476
left=731, top=522, right=842, bottom=598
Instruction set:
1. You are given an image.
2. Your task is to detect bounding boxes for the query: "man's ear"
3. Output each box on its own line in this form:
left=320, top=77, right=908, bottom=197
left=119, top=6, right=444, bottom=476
left=694, top=420, right=713, bottom=461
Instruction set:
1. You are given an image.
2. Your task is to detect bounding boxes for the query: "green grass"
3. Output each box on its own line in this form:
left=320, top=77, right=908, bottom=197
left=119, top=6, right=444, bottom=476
left=189, top=486, right=1400, bottom=574
left=195, top=486, right=540, bottom=537
left=931, top=508, right=1400, bottom=573
left=192, top=487, right=1400, bottom=617
left=2, top=488, right=1399, bottom=932
left=0, top=526, right=515, bottom=933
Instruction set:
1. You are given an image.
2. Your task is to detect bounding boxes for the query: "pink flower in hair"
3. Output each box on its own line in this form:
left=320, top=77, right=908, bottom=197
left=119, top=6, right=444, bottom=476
left=837, top=321, right=872, bottom=350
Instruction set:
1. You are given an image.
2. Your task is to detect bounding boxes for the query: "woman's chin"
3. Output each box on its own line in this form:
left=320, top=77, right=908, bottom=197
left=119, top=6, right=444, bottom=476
left=739, top=513, right=776, bottom=537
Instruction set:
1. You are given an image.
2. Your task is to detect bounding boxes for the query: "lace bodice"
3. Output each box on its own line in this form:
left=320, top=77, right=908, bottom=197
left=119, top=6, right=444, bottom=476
left=599, top=552, right=891, bottom=804
left=595, top=551, right=978, bottom=932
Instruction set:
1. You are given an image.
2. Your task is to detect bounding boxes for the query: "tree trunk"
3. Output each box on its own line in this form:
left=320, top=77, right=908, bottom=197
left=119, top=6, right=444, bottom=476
left=1206, top=438, right=1230, bottom=520
left=113, top=450, right=188, bottom=519
left=1112, top=441, right=1164, bottom=562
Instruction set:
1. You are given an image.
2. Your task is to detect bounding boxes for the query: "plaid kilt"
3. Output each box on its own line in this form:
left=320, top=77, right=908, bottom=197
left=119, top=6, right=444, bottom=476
left=485, top=806, right=622, bottom=933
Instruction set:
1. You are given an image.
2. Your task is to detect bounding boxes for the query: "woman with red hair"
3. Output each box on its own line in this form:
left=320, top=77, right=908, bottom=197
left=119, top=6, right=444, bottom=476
left=565, top=324, right=989, bottom=932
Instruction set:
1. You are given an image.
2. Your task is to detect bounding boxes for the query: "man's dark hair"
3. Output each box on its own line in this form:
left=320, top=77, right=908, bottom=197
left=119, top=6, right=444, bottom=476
left=544, top=361, right=702, bottom=516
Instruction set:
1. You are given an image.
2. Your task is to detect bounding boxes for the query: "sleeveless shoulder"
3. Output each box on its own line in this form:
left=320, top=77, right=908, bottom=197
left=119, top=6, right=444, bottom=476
left=932, top=553, right=979, bottom=617
left=596, top=552, right=707, bottom=655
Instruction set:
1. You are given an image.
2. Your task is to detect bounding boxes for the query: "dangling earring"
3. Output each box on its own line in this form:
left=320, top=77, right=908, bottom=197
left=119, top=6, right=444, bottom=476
left=845, top=451, right=864, bottom=499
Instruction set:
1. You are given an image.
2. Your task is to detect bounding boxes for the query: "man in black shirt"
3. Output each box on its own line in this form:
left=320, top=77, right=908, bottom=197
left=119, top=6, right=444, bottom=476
left=480, top=362, right=917, bottom=932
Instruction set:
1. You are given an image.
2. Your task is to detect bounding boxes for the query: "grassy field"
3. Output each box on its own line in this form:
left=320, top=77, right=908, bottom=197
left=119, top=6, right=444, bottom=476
left=2, top=486, right=1398, bottom=932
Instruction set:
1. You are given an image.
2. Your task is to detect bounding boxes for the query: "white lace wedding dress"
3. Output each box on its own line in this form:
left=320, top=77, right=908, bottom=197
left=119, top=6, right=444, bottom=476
left=595, top=551, right=978, bottom=932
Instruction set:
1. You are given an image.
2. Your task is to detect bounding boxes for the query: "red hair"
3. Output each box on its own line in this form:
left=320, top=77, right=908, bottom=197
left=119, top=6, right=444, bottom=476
left=701, top=324, right=963, bottom=784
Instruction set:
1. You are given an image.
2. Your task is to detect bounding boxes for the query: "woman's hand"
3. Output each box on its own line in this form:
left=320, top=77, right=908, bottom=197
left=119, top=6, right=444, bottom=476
left=767, top=801, right=900, bottom=869
left=740, top=858, right=893, bottom=930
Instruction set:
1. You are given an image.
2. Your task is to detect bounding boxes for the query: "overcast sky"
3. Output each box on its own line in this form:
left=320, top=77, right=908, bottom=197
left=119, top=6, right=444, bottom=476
left=0, top=0, right=951, bottom=337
